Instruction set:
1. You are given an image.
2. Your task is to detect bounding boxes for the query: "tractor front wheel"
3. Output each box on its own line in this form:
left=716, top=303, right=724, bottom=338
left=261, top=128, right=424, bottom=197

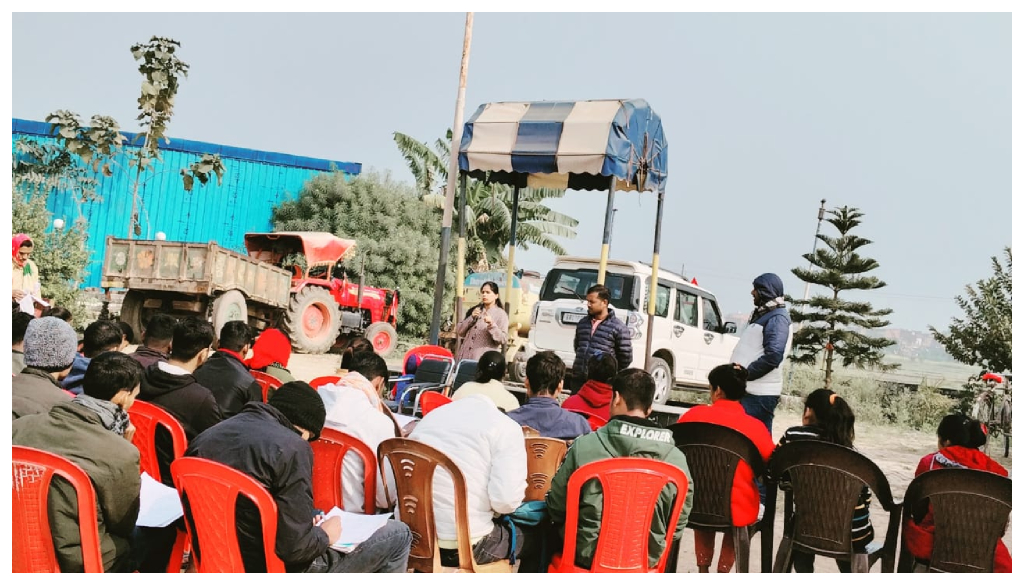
left=364, top=322, right=398, bottom=358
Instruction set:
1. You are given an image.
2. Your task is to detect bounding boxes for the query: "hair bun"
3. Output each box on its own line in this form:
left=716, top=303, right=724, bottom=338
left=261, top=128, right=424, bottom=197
left=732, top=363, right=748, bottom=382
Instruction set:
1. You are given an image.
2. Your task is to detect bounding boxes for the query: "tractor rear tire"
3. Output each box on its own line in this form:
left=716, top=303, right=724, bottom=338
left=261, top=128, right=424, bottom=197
left=364, top=322, right=398, bottom=358
left=284, top=287, right=342, bottom=354
left=119, top=291, right=145, bottom=341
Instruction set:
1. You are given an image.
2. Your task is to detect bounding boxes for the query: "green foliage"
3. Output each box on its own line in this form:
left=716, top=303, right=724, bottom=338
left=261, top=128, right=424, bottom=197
left=393, top=130, right=579, bottom=268
left=929, top=248, right=1012, bottom=373
left=788, top=206, right=897, bottom=388
left=272, top=171, right=455, bottom=339
left=11, top=190, right=91, bottom=329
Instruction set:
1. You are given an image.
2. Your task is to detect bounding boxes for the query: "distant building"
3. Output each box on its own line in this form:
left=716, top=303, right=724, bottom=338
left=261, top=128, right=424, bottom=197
left=12, top=118, right=361, bottom=289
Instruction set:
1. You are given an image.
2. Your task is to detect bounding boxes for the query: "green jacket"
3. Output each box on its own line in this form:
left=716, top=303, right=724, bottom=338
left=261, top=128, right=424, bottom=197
left=546, top=415, right=693, bottom=569
left=13, top=401, right=141, bottom=572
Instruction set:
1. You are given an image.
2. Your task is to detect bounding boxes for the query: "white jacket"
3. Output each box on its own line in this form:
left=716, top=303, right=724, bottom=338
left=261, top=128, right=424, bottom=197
left=451, top=379, right=521, bottom=413
left=407, top=394, right=527, bottom=544
left=319, top=380, right=396, bottom=511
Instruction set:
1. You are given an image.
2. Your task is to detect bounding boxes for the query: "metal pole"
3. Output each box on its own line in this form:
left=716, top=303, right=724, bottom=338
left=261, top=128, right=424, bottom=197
left=644, top=191, right=665, bottom=370
left=504, top=185, right=520, bottom=311
left=454, top=173, right=468, bottom=356
left=428, top=12, right=474, bottom=345
left=597, top=176, right=616, bottom=284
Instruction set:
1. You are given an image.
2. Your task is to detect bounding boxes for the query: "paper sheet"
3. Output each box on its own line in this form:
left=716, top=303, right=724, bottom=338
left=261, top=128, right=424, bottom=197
left=392, top=413, right=417, bottom=428
left=17, top=294, right=49, bottom=315
left=319, top=507, right=393, bottom=553
left=137, top=472, right=184, bottom=528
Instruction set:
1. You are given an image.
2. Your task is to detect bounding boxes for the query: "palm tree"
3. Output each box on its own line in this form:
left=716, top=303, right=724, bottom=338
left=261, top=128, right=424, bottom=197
left=393, top=130, right=579, bottom=268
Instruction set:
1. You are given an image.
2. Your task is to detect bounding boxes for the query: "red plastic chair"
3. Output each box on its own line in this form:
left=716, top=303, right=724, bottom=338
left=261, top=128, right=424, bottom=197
left=311, top=428, right=378, bottom=515
left=170, top=457, right=285, bottom=573
left=250, top=371, right=283, bottom=402
left=12, top=446, right=104, bottom=573
left=564, top=408, right=609, bottom=431
left=549, top=457, right=690, bottom=573
left=418, top=391, right=453, bottom=417
left=309, top=375, right=341, bottom=389
left=128, top=400, right=190, bottom=572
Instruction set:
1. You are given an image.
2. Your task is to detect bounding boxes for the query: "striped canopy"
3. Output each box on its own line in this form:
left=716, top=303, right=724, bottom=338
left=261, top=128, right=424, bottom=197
left=458, top=99, right=668, bottom=194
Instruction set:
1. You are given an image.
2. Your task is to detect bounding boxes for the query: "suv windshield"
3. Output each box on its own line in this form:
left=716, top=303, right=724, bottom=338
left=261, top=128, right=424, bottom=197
left=540, top=268, right=636, bottom=311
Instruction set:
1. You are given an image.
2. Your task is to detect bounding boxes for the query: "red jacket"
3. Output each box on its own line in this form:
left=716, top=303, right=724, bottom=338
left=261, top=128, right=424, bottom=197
left=678, top=400, right=774, bottom=526
left=905, top=446, right=1011, bottom=572
left=562, top=380, right=612, bottom=421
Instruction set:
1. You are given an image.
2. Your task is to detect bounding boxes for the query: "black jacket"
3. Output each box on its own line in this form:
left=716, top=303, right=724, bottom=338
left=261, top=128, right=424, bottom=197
left=130, top=345, right=168, bottom=370
left=571, top=307, right=634, bottom=383
left=194, top=350, right=262, bottom=418
left=139, top=363, right=223, bottom=484
left=185, top=402, right=330, bottom=573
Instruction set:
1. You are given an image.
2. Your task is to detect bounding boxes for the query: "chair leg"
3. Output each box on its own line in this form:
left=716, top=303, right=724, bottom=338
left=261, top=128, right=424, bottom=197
left=851, top=552, right=869, bottom=573
left=773, top=536, right=793, bottom=573
left=732, top=527, right=750, bottom=573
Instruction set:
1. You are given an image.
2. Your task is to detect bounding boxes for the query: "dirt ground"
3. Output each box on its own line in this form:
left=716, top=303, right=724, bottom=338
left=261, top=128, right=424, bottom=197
left=287, top=353, right=1012, bottom=573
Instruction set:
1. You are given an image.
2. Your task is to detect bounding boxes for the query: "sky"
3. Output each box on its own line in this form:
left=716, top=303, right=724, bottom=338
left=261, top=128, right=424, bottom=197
left=10, top=11, right=1011, bottom=331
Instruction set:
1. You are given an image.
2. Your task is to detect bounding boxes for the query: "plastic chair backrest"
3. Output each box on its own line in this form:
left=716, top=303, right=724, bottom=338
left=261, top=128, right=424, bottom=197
left=129, top=399, right=188, bottom=484
left=765, top=440, right=901, bottom=572
left=412, top=358, right=453, bottom=385
left=899, top=468, right=1012, bottom=573
left=12, top=446, right=105, bottom=573
left=170, top=457, right=285, bottom=573
left=377, top=438, right=511, bottom=573
left=418, top=391, right=453, bottom=417
left=250, top=371, right=283, bottom=402
left=564, top=408, right=609, bottom=431
left=448, top=360, right=479, bottom=395
left=402, top=345, right=454, bottom=375
left=668, top=421, right=765, bottom=529
left=524, top=437, right=568, bottom=502
left=309, top=375, right=341, bottom=389
left=554, top=457, right=690, bottom=573
left=311, top=428, right=378, bottom=515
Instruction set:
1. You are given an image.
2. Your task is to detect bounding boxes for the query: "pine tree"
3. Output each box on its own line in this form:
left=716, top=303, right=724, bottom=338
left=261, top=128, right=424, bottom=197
left=929, top=248, right=1011, bottom=373
left=789, top=206, right=897, bottom=388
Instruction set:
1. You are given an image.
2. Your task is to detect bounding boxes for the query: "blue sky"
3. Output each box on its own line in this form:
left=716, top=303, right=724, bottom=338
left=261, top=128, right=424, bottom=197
left=11, top=12, right=1011, bottom=330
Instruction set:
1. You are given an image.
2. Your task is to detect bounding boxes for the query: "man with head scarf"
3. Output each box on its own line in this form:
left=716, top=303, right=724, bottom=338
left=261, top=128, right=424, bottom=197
left=248, top=328, right=295, bottom=383
left=729, top=273, right=793, bottom=433
left=12, top=234, right=42, bottom=312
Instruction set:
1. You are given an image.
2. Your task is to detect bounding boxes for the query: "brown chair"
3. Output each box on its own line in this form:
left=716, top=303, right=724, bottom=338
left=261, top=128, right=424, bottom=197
left=668, top=421, right=768, bottom=573
left=524, top=437, right=568, bottom=502
left=311, top=428, right=379, bottom=514
left=763, top=440, right=902, bottom=573
left=897, top=468, right=1012, bottom=573
left=377, top=438, right=512, bottom=573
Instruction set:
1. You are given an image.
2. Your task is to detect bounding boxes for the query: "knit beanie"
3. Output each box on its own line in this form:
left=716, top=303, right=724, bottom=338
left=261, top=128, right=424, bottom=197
left=268, top=381, right=326, bottom=440
left=23, top=316, right=78, bottom=371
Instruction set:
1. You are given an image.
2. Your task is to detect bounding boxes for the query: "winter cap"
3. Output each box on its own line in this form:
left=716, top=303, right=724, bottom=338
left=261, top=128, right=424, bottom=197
left=23, top=316, right=79, bottom=371
left=268, top=381, right=326, bottom=441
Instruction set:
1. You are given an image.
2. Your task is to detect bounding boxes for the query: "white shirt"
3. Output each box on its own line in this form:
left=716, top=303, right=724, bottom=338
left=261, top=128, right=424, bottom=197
left=319, top=380, right=396, bottom=511
left=451, top=379, right=521, bottom=413
left=407, top=394, right=526, bottom=545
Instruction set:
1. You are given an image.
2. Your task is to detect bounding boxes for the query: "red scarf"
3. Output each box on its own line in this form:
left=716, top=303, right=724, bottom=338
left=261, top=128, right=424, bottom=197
left=12, top=234, right=32, bottom=269
left=248, top=329, right=291, bottom=370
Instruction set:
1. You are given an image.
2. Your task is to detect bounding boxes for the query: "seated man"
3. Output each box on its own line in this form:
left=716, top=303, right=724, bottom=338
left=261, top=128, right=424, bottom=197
left=13, top=316, right=77, bottom=419
left=561, top=352, right=618, bottom=421
left=129, top=314, right=176, bottom=370
left=319, top=351, right=398, bottom=512
left=507, top=351, right=591, bottom=440
left=13, top=352, right=174, bottom=572
left=194, top=320, right=262, bottom=418
left=546, top=368, right=694, bottom=570
left=408, top=393, right=528, bottom=567
left=186, top=381, right=412, bottom=573
left=63, top=320, right=124, bottom=395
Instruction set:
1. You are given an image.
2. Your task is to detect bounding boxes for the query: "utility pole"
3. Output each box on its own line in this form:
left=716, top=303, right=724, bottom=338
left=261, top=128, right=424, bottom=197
left=428, top=12, right=474, bottom=345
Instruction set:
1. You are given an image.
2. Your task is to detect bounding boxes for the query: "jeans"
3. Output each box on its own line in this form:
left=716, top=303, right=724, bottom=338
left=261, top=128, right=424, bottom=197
left=128, top=524, right=180, bottom=573
left=440, top=521, right=525, bottom=567
left=740, top=394, right=780, bottom=434
left=305, top=520, right=411, bottom=573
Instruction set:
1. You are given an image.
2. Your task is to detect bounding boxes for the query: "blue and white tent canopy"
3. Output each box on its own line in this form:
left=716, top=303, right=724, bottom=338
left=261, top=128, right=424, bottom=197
left=458, top=99, right=668, bottom=194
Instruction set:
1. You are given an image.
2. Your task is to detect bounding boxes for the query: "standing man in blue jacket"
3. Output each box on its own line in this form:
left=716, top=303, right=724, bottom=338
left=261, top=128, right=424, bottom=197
left=730, top=273, right=793, bottom=433
left=570, top=285, right=633, bottom=393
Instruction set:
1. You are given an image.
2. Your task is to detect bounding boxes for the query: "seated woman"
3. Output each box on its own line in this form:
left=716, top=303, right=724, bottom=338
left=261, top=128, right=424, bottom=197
left=904, top=413, right=1011, bottom=572
left=450, top=350, right=520, bottom=413
left=248, top=328, right=295, bottom=383
left=677, top=363, right=774, bottom=573
left=778, top=388, right=873, bottom=573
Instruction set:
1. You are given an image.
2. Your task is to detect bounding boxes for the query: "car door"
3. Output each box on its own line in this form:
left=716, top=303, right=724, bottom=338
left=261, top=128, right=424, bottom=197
left=668, top=287, right=702, bottom=385
left=697, top=295, right=736, bottom=379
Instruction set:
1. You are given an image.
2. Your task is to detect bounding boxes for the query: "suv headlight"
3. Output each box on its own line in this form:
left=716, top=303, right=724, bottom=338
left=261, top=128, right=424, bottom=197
left=626, top=325, right=643, bottom=340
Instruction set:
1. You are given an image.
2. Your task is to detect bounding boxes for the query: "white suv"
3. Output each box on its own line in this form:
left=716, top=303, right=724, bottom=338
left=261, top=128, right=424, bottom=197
left=515, top=256, right=739, bottom=405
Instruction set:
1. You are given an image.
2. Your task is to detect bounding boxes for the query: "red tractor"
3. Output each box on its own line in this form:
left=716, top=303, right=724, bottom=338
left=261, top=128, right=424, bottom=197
left=244, top=232, right=400, bottom=356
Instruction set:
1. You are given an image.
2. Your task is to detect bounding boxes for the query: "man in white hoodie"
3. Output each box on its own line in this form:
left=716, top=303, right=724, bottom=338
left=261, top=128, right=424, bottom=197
left=408, top=392, right=528, bottom=567
left=318, top=351, right=398, bottom=512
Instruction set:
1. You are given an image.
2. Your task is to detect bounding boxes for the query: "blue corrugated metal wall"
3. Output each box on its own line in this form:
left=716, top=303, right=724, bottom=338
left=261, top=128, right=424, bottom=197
left=12, top=119, right=361, bottom=289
